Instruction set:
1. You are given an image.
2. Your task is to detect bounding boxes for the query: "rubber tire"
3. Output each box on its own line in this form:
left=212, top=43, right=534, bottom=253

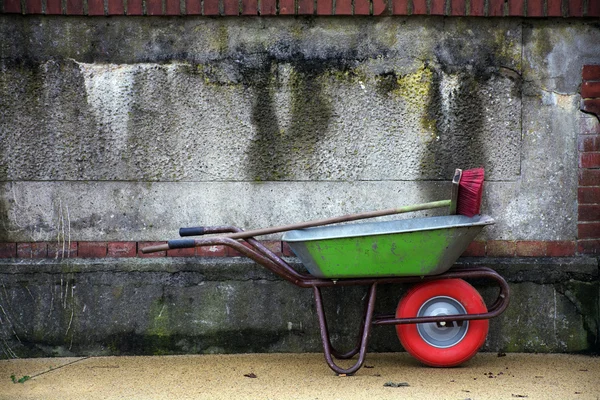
left=396, top=279, right=489, bottom=367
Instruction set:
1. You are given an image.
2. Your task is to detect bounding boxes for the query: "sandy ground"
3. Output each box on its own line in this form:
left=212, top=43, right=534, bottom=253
left=0, top=353, right=598, bottom=400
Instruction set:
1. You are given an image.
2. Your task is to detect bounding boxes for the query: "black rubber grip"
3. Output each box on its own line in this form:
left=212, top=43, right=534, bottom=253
left=179, top=227, right=205, bottom=237
left=168, top=239, right=196, bottom=249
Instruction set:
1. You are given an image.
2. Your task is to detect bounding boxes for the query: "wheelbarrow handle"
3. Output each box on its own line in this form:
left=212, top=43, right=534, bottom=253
left=142, top=239, right=195, bottom=253
left=179, top=227, right=205, bottom=236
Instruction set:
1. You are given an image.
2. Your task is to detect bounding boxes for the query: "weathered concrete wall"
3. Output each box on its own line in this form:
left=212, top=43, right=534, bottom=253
left=0, top=257, right=597, bottom=358
left=1, top=17, right=598, bottom=242
left=1, top=16, right=599, bottom=358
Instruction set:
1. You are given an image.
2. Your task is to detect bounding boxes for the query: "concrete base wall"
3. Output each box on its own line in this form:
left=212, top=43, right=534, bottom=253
left=0, top=257, right=597, bottom=358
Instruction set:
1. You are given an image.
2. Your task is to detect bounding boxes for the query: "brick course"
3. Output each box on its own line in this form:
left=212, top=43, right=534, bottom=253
left=0, top=239, right=583, bottom=258
left=4, top=0, right=597, bottom=15
left=578, top=66, right=600, bottom=255
left=78, top=242, right=108, bottom=258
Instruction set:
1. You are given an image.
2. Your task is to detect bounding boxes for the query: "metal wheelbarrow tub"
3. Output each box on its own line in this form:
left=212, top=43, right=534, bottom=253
left=282, top=214, right=494, bottom=278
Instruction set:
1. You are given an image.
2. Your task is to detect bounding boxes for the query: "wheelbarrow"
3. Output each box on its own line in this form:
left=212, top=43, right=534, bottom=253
left=143, top=213, right=509, bottom=374
left=141, top=170, right=509, bottom=374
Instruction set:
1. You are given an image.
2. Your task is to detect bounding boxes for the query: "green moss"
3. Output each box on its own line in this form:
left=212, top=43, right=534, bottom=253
left=147, top=297, right=171, bottom=338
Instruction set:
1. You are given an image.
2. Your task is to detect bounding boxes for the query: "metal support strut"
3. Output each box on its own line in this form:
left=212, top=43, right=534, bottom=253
left=313, top=283, right=378, bottom=375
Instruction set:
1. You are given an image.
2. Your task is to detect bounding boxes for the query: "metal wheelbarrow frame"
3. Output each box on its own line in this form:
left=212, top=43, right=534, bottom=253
left=173, top=222, right=510, bottom=375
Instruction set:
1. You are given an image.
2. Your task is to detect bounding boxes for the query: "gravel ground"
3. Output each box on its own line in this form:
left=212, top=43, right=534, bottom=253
left=1, top=353, right=598, bottom=400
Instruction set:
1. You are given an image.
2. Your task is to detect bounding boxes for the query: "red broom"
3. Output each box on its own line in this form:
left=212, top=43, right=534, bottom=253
left=456, top=167, right=485, bottom=217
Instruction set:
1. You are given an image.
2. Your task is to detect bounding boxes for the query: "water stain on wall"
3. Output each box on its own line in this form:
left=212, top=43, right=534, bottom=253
left=241, top=55, right=336, bottom=181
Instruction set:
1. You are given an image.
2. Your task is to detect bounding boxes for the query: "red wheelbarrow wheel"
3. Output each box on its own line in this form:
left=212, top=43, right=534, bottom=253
left=396, top=279, right=489, bottom=367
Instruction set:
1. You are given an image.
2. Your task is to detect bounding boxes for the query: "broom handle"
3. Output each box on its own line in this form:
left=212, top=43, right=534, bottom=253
left=141, top=199, right=451, bottom=253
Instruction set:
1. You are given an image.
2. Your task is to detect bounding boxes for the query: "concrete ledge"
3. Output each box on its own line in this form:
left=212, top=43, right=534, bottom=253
left=0, top=257, right=597, bottom=358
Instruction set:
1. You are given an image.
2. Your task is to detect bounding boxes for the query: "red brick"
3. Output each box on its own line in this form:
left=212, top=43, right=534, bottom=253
left=107, top=0, right=124, bottom=14
left=197, top=245, right=227, bottom=257
left=138, top=242, right=167, bottom=258
left=583, top=65, right=600, bottom=81
left=579, top=169, right=600, bottom=187
left=127, top=0, right=143, bottom=14
left=297, top=0, right=313, bottom=14
left=3, top=0, right=21, bottom=13
left=568, top=0, right=583, bottom=16
left=488, top=0, right=504, bottom=15
left=17, top=242, right=48, bottom=258
left=582, top=99, right=600, bottom=117
left=335, top=0, right=351, bottom=14
left=526, top=0, right=543, bottom=16
left=546, top=241, right=576, bottom=257
left=486, top=240, right=516, bottom=257
left=48, top=242, right=78, bottom=258
left=582, top=82, right=600, bottom=98
left=203, top=0, right=219, bottom=14
left=372, top=0, right=387, bottom=15
left=468, top=0, right=483, bottom=15
left=546, top=0, right=562, bottom=16
left=26, top=0, right=42, bottom=13
left=166, top=0, right=180, bottom=14
left=578, top=222, right=600, bottom=239
left=223, top=0, right=238, bottom=14
left=241, top=0, right=257, bottom=14
left=167, top=247, right=196, bottom=257
left=66, top=0, right=83, bottom=13
left=450, top=0, right=465, bottom=15
left=282, top=242, right=295, bottom=257
left=589, top=0, right=600, bottom=17
left=186, top=0, right=201, bottom=14
left=580, top=152, right=600, bottom=169
left=392, top=0, right=408, bottom=14
left=354, top=0, right=369, bottom=14
left=78, top=242, right=107, bottom=258
left=579, top=204, right=600, bottom=222
left=0, top=243, right=17, bottom=258
left=412, top=0, right=427, bottom=14
left=579, top=187, right=600, bottom=204
left=462, top=241, right=486, bottom=257
left=316, top=0, right=332, bottom=14
left=46, top=0, right=62, bottom=15
left=108, top=242, right=137, bottom=257
left=579, top=135, right=600, bottom=152
left=507, top=0, right=524, bottom=15
left=146, top=0, right=162, bottom=14
left=279, top=0, right=294, bottom=14
left=430, top=0, right=445, bottom=15
left=87, top=0, right=105, bottom=14
left=516, top=241, right=547, bottom=257
left=578, top=239, right=600, bottom=255
left=260, top=0, right=276, bottom=14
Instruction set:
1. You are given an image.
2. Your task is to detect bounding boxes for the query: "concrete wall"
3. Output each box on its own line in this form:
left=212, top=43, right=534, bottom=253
left=0, top=257, right=597, bottom=358
left=1, top=16, right=599, bottom=358
left=2, top=17, right=598, bottom=242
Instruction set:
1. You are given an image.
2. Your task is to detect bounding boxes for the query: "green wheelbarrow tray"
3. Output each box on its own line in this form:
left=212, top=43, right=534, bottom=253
left=282, top=214, right=494, bottom=278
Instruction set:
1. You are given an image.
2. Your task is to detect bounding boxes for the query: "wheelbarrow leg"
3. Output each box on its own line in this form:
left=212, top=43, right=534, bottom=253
left=313, top=283, right=378, bottom=375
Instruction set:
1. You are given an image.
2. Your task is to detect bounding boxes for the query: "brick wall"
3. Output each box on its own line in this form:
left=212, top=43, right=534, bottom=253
left=579, top=65, right=600, bottom=255
left=0, top=239, right=585, bottom=259
left=2, top=0, right=599, bottom=16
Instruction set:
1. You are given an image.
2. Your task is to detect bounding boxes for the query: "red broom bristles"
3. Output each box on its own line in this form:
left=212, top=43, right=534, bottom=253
left=457, top=168, right=485, bottom=217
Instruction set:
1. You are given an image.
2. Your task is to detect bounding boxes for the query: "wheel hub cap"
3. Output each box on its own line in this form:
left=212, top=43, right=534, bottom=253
left=416, top=296, right=468, bottom=348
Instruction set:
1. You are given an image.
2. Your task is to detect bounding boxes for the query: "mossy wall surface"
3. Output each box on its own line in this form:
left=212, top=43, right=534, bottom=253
left=0, top=258, right=597, bottom=358
left=0, top=17, right=599, bottom=358
left=1, top=17, right=598, bottom=242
